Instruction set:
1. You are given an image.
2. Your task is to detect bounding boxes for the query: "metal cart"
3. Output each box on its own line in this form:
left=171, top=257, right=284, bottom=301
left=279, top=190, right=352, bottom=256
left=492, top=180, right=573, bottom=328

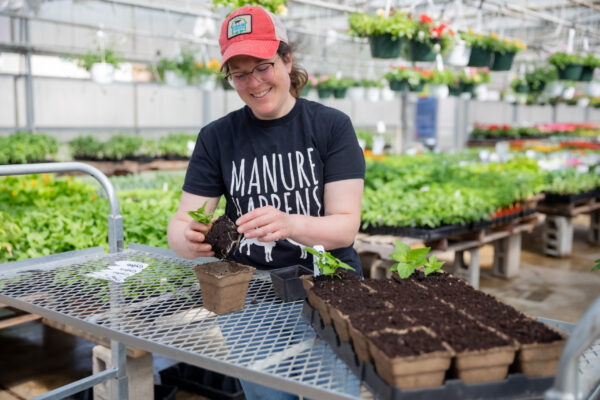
left=0, top=162, right=599, bottom=400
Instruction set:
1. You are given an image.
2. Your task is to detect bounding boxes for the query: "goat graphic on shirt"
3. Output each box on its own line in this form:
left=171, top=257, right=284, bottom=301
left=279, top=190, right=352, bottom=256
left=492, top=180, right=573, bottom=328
left=229, top=148, right=321, bottom=263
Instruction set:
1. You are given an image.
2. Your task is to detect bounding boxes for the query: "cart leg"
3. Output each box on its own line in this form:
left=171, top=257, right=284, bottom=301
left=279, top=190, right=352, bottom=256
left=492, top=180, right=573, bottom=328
left=543, top=216, right=573, bottom=257
left=588, top=209, right=600, bottom=245
left=492, top=233, right=522, bottom=279
left=451, top=248, right=480, bottom=289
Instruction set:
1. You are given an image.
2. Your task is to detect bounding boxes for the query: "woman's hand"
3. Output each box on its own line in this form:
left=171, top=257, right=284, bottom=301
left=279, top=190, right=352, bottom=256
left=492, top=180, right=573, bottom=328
left=182, top=220, right=215, bottom=257
left=236, top=206, right=295, bottom=242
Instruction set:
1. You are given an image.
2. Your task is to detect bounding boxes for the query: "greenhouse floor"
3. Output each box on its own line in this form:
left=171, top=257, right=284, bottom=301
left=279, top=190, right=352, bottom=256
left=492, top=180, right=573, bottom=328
left=0, top=215, right=599, bottom=399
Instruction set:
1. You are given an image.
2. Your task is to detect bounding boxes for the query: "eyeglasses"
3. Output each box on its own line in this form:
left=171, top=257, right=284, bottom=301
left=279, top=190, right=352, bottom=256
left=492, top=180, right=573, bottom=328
left=225, top=57, right=278, bottom=89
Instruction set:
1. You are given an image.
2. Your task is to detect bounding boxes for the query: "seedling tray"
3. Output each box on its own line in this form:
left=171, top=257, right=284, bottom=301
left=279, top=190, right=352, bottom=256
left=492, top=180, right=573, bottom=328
left=541, top=188, right=600, bottom=205
left=301, top=301, right=554, bottom=400
left=360, top=223, right=472, bottom=241
left=159, top=363, right=244, bottom=400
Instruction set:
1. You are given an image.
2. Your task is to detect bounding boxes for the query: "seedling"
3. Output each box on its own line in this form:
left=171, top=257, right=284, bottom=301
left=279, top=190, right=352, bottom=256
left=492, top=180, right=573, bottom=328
left=304, top=247, right=355, bottom=279
left=188, top=201, right=214, bottom=226
left=389, top=240, right=444, bottom=278
left=593, top=259, right=600, bottom=272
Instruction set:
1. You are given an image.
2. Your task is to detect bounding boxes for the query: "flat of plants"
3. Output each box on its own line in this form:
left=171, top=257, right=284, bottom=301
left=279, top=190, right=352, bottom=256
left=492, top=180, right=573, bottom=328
left=300, top=245, right=565, bottom=399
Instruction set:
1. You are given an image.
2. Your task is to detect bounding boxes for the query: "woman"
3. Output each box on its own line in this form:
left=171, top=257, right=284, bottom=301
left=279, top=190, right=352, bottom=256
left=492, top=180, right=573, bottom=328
left=168, top=5, right=365, bottom=275
left=167, top=6, right=364, bottom=398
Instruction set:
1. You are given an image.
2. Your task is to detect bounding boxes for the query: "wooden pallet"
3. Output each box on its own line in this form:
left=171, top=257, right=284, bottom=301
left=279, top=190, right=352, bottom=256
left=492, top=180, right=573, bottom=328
left=538, top=197, right=600, bottom=217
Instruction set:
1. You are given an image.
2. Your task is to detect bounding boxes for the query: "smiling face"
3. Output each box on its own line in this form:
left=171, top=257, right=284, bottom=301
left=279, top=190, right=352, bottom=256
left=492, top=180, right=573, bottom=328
left=227, top=53, right=296, bottom=120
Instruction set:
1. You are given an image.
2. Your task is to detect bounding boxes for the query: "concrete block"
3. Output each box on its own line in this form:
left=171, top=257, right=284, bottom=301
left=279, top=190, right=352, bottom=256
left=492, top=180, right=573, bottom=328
left=92, top=345, right=154, bottom=400
left=451, top=248, right=480, bottom=289
left=543, top=216, right=573, bottom=257
left=369, top=259, right=395, bottom=280
left=588, top=209, right=600, bottom=245
left=493, top=233, right=522, bottom=278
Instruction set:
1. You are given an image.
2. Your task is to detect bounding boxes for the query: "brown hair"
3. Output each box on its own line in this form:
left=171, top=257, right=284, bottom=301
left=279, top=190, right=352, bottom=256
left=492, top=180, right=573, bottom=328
left=277, top=42, right=308, bottom=98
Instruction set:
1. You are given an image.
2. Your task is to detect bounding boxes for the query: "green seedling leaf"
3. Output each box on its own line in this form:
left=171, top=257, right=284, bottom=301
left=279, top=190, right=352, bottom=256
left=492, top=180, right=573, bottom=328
left=389, top=240, right=433, bottom=279
left=424, top=255, right=445, bottom=276
left=395, top=262, right=415, bottom=279
left=389, top=241, right=411, bottom=262
left=305, top=246, right=355, bottom=279
left=593, top=259, right=600, bottom=272
left=188, top=201, right=213, bottom=226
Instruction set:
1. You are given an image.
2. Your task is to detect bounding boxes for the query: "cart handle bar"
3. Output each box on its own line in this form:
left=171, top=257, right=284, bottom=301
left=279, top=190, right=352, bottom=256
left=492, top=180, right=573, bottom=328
left=0, top=162, right=124, bottom=253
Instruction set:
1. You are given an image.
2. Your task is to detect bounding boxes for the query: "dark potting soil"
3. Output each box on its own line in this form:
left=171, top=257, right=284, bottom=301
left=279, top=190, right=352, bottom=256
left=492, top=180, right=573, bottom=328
left=368, top=328, right=447, bottom=358
left=311, top=276, right=363, bottom=306
left=492, top=315, right=563, bottom=345
left=326, top=284, right=390, bottom=315
left=204, top=216, right=241, bottom=259
left=403, top=304, right=513, bottom=352
left=349, top=310, right=414, bottom=335
left=367, top=278, right=439, bottom=308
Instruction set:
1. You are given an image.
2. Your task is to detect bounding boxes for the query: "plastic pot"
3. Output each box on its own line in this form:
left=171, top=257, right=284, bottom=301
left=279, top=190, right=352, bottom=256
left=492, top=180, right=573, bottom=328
left=368, top=34, right=402, bottom=59
left=467, top=46, right=492, bottom=67
left=90, top=62, right=115, bottom=84
left=579, top=66, right=595, bottom=82
left=428, top=84, right=449, bottom=98
left=491, top=51, right=515, bottom=71
left=347, top=87, right=365, bottom=101
left=333, top=88, right=348, bottom=99
left=409, top=81, right=425, bottom=92
left=444, top=41, right=471, bottom=67
left=381, top=88, right=396, bottom=101
left=389, top=79, right=408, bottom=92
left=165, top=70, right=187, bottom=87
left=269, top=265, right=313, bottom=302
left=513, top=83, right=529, bottom=93
left=407, top=40, right=436, bottom=62
left=366, top=87, right=381, bottom=102
left=301, top=85, right=311, bottom=97
left=317, top=88, right=333, bottom=99
left=557, top=64, right=583, bottom=80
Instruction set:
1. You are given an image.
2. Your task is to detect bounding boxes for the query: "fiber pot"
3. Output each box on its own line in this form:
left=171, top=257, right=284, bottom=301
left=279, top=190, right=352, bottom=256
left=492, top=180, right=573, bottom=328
left=368, top=34, right=402, bottom=59
left=194, top=261, right=255, bottom=315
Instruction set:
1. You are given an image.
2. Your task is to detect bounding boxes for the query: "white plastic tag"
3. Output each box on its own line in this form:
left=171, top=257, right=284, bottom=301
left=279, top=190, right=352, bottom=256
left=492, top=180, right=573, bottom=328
left=312, top=245, right=324, bottom=277
left=85, top=261, right=149, bottom=283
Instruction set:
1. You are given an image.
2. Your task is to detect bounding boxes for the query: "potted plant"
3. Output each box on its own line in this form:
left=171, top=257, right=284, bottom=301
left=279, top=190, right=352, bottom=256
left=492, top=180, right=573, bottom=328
left=347, top=10, right=412, bottom=59
left=76, top=47, right=123, bottom=84
left=211, top=0, right=288, bottom=14
left=580, top=53, right=600, bottom=82
left=195, top=58, right=221, bottom=90
left=548, top=52, right=583, bottom=80
left=490, top=36, right=526, bottom=71
left=188, top=203, right=240, bottom=259
left=361, top=79, right=385, bottom=101
left=460, top=30, right=493, bottom=67
left=405, top=13, right=454, bottom=62
left=384, top=66, right=420, bottom=91
left=444, top=35, right=471, bottom=67
left=347, top=80, right=365, bottom=101
left=315, top=75, right=334, bottom=99
left=525, top=66, right=557, bottom=93
left=426, top=69, right=454, bottom=98
left=329, top=77, right=355, bottom=99
left=194, top=261, right=255, bottom=314
left=510, top=78, right=529, bottom=93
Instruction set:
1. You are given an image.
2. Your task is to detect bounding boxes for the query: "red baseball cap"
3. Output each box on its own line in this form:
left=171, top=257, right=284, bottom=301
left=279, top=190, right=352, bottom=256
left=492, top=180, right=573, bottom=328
left=219, top=6, right=288, bottom=69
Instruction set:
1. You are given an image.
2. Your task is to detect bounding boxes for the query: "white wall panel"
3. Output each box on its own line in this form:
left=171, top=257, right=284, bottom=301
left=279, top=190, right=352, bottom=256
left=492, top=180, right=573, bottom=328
left=0, top=77, right=16, bottom=128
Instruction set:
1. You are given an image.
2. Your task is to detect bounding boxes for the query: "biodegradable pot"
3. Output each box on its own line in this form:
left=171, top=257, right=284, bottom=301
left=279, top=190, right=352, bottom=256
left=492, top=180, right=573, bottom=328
left=579, top=66, right=595, bottom=82
left=194, top=261, right=255, bottom=315
left=300, top=274, right=332, bottom=324
left=515, top=338, right=567, bottom=377
left=90, top=62, right=115, bottom=84
left=467, top=46, right=492, bottom=67
left=368, top=34, right=402, bottom=59
left=389, top=79, right=408, bottom=92
left=367, top=328, right=453, bottom=389
left=557, top=64, right=583, bottom=80
left=408, top=40, right=436, bottom=62
left=452, top=345, right=517, bottom=384
left=348, top=324, right=371, bottom=363
left=329, top=306, right=352, bottom=342
left=269, top=265, right=312, bottom=302
left=332, top=88, right=347, bottom=99
left=491, top=51, right=516, bottom=71
left=317, top=88, right=333, bottom=99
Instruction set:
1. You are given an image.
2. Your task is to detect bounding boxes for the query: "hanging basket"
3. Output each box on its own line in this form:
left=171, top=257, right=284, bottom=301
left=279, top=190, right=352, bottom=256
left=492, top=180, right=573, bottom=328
left=165, top=71, right=187, bottom=87
left=513, top=83, right=529, bottom=94
left=389, top=79, right=408, bottom=91
left=407, top=40, right=436, bottom=62
left=333, top=88, right=348, bottom=99
left=467, top=46, right=492, bottom=67
left=491, top=51, right=516, bottom=71
left=90, top=62, right=115, bottom=84
left=221, top=79, right=235, bottom=91
left=557, top=64, right=583, bottom=80
left=301, top=86, right=311, bottom=97
left=429, top=84, right=449, bottom=98
left=368, top=34, right=402, bottom=59
left=444, top=41, right=471, bottom=67
left=527, top=81, right=546, bottom=94
left=449, top=85, right=462, bottom=96
left=317, top=88, right=333, bottom=99
left=347, top=87, right=365, bottom=101
left=409, top=81, right=425, bottom=92
left=460, top=82, right=475, bottom=95
left=579, top=66, right=595, bottom=82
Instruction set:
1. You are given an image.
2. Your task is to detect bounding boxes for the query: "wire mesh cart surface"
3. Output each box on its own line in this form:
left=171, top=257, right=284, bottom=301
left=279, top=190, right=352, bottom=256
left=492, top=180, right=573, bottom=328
left=1, top=162, right=599, bottom=400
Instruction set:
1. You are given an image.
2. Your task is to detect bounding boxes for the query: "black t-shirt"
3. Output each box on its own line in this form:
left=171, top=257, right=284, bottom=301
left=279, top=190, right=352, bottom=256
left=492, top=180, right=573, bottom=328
left=183, top=98, right=365, bottom=273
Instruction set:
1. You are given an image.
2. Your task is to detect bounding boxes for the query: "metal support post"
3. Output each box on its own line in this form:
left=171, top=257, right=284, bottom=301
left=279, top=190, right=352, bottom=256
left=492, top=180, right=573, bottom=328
left=111, top=341, right=129, bottom=400
left=21, top=17, right=35, bottom=132
left=462, top=97, right=470, bottom=145
left=400, top=88, right=408, bottom=153
left=512, top=102, right=519, bottom=125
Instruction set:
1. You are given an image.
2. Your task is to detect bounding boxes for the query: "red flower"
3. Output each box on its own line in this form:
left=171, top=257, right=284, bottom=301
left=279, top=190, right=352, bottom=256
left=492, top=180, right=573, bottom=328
left=489, top=124, right=499, bottom=131
left=501, top=124, right=510, bottom=131
left=420, top=14, right=433, bottom=24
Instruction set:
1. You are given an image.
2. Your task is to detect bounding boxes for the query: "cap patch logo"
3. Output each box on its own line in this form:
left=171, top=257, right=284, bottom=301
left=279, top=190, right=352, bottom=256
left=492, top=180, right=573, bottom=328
left=227, top=14, right=252, bottom=39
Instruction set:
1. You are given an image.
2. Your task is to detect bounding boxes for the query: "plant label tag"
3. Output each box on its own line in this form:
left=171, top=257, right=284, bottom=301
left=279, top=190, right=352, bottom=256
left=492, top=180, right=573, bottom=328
left=85, top=261, right=149, bottom=283
left=312, top=245, right=325, bottom=277
left=372, top=136, right=385, bottom=155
